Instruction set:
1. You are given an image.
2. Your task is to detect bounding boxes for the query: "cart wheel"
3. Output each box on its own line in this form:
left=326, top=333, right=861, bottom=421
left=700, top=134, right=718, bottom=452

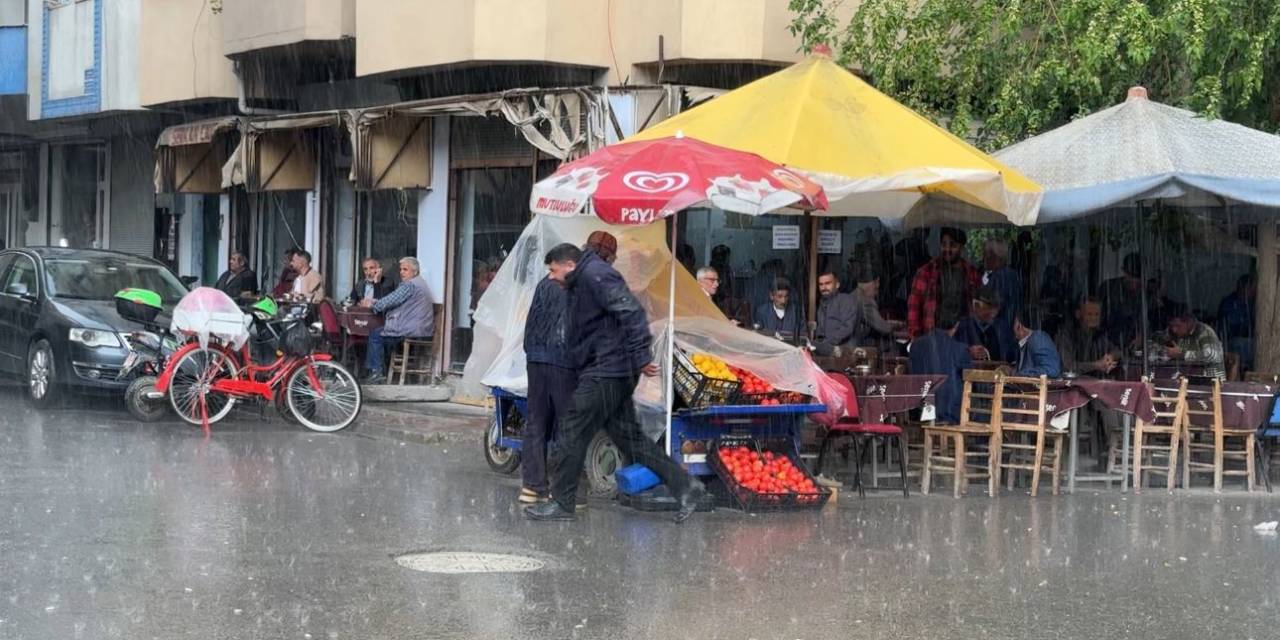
left=584, top=431, right=629, bottom=499
left=484, top=414, right=521, bottom=474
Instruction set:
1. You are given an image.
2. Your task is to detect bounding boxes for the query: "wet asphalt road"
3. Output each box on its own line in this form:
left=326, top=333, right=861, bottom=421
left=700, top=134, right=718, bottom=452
left=2, top=388, right=1280, bottom=640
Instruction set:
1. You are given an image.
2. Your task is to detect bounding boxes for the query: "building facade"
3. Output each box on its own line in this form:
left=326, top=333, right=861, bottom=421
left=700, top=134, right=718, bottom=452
left=0, top=0, right=846, bottom=389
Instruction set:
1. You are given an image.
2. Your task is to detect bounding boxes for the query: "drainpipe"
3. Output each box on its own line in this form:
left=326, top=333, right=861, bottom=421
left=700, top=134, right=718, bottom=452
left=233, top=60, right=287, bottom=116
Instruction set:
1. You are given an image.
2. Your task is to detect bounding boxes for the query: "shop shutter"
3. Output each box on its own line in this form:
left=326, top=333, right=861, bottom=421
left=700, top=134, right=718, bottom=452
left=450, top=116, right=533, bottom=165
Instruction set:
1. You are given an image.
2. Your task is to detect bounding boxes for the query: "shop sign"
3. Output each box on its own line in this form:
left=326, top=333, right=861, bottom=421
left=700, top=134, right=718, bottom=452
left=772, top=225, right=801, bottom=250
left=817, top=229, right=842, bottom=254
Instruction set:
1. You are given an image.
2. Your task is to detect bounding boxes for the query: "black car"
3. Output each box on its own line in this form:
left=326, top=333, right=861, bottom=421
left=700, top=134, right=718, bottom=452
left=0, top=247, right=190, bottom=408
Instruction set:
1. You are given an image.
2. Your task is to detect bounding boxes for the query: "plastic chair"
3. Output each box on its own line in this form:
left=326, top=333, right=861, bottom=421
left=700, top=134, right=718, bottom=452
left=812, top=373, right=908, bottom=498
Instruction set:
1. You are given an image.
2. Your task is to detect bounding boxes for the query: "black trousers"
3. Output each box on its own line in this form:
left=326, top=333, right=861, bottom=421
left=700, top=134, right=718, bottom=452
left=522, top=363, right=577, bottom=493
left=548, top=374, right=692, bottom=512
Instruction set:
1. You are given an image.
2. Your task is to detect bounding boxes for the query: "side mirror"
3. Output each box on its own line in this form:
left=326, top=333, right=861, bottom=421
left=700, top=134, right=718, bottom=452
left=6, top=282, right=30, bottom=298
left=179, top=276, right=199, bottom=288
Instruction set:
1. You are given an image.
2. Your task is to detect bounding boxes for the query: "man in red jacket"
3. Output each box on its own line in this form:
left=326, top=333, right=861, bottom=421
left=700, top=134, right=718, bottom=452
left=906, top=227, right=980, bottom=338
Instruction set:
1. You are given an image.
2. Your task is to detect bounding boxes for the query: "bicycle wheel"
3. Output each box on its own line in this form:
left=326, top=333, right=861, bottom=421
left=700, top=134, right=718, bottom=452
left=285, top=360, right=362, bottom=432
left=167, top=347, right=239, bottom=426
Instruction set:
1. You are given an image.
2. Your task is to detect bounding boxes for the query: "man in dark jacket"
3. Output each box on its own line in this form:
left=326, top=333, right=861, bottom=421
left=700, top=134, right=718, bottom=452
left=214, top=251, right=258, bottom=300
left=752, top=278, right=802, bottom=338
left=346, top=257, right=397, bottom=305
left=909, top=312, right=972, bottom=424
left=526, top=231, right=705, bottom=523
left=955, top=286, right=1018, bottom=363
left=812, top=271, right=858, bottom=355
left=519, top=243, right=581, bottom=504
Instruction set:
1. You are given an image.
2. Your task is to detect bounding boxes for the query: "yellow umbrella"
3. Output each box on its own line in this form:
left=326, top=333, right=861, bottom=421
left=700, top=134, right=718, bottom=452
left=628, top=52, right=1042, bottom=227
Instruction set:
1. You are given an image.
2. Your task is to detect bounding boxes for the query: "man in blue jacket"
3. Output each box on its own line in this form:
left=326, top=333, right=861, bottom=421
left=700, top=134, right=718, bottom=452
left=1013, top=311, right=1063, bottom=378
left=526, top=231, right=705, bottom=523
left=519, top=243, right=581, bottom=505
left=909, top=311, right=972, bottom=424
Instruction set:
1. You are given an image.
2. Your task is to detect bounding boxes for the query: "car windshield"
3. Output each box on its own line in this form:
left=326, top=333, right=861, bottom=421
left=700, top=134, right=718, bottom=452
left=44, top=258, right=187, bottom=304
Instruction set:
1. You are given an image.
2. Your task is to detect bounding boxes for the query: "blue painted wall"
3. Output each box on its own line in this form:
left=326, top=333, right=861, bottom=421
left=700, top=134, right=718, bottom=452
left=0, top=26, right=25, bottom=95
left=41, top=0, right=101, bottom=118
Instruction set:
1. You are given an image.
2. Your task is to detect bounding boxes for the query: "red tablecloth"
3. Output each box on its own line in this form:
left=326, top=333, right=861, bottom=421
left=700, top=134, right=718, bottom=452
left=847, top=374, right=946, bottom=423
left=1154, top=381, right=1278, bottom=430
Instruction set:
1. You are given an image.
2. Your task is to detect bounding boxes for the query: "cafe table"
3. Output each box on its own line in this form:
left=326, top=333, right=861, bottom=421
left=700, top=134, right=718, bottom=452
left=846, top=373, right=946, bottom=487
left=1030, top=377, right=1157, bottom=493
left=337, top=306, right=383, bottom=375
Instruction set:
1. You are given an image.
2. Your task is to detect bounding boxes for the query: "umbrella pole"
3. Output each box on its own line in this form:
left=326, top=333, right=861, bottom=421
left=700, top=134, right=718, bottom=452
left=666, top=218, right=678, bottom=449
left=1138, top=202, right=1150, bottom=380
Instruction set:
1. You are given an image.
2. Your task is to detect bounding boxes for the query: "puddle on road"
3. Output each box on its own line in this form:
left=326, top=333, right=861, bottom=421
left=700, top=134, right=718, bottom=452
left=394, top=551, right=545, bottom=574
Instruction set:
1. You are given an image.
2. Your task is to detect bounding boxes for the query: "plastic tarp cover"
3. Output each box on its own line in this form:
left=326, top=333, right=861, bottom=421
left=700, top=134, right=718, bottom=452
left=462, top=215, right=846, bottom=438
left=170, top=287, right=252, bottom=350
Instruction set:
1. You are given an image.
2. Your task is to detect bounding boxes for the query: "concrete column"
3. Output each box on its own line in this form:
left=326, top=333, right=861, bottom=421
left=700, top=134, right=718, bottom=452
left=416, top=116, right=450, bottom=304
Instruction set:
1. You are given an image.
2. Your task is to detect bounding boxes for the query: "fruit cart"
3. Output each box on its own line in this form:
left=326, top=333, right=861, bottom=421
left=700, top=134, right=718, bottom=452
left=663, top=348, right=831, bottom=510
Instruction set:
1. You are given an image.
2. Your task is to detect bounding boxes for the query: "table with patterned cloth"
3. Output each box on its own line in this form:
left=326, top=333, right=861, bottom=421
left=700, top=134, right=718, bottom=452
left=847, top=374, right=946, bottom=423
left=1153, top=381, right=1279, bottom=430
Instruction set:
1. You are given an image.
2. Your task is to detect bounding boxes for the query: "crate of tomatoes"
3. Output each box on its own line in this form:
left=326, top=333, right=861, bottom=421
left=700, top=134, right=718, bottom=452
left=673, top=350, right=742, bottom=408
left=728, top=366, right=808, bottom=406
left=708, top=435, right=831, bottom=512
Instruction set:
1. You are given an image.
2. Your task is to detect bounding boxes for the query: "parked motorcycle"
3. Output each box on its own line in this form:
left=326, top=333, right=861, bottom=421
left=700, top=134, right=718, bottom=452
left=114, top=288, right=180, bottom=422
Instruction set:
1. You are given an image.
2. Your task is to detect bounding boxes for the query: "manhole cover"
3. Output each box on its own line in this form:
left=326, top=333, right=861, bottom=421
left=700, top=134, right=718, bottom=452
left=394, top=552, right=545, bottom=574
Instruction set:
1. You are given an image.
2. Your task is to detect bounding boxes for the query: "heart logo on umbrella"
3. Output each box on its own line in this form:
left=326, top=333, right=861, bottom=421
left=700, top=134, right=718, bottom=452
left=772, top=168, right=808, bottom=191
left=623, top=171, right=689, bottom=194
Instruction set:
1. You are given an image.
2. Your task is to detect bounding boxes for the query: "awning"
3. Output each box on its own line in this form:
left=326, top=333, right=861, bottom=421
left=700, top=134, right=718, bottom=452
left=345, top=113, right=432, bottom=190
left=350, top=87, right=607, bottom=164
left=154, top=116, right=242, bottom=194
left=243, top=112, right=341, bottom=192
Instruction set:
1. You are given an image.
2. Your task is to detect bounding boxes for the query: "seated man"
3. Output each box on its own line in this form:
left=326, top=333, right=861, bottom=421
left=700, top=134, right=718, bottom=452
left=849, top=265, right=904, bottom=350
left=361, top=257, right=435, bottom=384
left=908, top=312, right=973, bottom=424
left=812, top=270, right=858, bottom=356
left=752, top=278, right=802, bottom=338
left=214, top=251, right=259, bottom=300
left=289, top=249, right=325, bottom=303
left=954, top=286, right=1018, bottom=363
left=346, top=257, right=397, bottom=306
left=1054, top=296, right=1121, bottom=375
left=1154, top=307, right=1226, bottom=380
left=1013, top=311, right=1063, bottom=378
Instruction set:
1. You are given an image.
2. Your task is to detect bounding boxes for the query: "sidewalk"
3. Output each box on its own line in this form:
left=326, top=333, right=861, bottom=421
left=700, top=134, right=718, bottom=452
left=357, top=400, right=489, bottom=446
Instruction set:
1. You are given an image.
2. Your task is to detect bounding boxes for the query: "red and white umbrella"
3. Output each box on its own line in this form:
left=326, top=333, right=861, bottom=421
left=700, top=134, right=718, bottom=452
left=530, top=135, right=827, bottom=223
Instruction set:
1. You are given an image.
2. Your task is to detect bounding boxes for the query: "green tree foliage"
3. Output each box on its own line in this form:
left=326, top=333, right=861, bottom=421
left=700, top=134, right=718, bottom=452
left=788, top=0, right=1280, bottom=150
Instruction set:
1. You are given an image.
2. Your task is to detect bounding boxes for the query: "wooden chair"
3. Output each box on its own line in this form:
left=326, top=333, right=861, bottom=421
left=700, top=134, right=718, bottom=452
left=921, top=369, right=1003, bottom=498
left=994, top=374, right=1064, bottom=497
left=388, top=304, right=445, bottom=385
left=1182, top=379, right=1257, bottom=492
left=1132, top=378, right=1188, bottom=493
left=1224, top=353, right=1241, bottom=381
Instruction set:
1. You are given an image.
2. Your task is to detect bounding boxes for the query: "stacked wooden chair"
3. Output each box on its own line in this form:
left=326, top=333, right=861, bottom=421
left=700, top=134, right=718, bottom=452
left=995, top=374, right=1064, bottom=497
left=1132, top=377, right=1188, bottom=493
left=921, top=369, right=1002, bottom=498
left=1182, top=379, right=1258, bottom=492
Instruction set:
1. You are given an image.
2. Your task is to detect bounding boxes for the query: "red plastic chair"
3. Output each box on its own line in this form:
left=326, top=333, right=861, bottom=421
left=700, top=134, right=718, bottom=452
left=315, top=301, right=353, bottom=364
left=813, top=372, right=909, bottom=498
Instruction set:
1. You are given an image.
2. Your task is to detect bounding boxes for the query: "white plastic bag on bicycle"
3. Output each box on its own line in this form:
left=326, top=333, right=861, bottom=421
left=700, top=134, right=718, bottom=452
left=170, top=287, right=252, bottom=349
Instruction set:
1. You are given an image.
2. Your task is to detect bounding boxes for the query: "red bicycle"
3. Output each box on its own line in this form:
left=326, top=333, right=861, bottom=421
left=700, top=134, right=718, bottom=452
left=154, top=303, right=362, bottom=432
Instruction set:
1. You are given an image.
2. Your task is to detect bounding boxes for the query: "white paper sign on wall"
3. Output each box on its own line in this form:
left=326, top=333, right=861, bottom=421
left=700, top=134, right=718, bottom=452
left=817, top=229, right=842, bottom=254
left=772, top=225, right=801, bottom=250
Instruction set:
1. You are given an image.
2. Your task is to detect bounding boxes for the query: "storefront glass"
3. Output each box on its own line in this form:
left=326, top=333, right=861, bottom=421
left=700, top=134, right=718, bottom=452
left=256, top=191, right=307, bottom=296
left=449, top=167, right=534, bottom=370
left=49, top=143, right=105, bottom=249
left=363, top=190, right=419, bottom=271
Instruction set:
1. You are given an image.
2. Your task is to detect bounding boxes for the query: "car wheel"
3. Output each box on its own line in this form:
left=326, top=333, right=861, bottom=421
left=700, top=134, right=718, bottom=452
left=27, top=339, right=60, bottom=409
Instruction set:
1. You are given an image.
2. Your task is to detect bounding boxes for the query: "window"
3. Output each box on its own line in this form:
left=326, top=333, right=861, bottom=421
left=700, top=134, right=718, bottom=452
left=3, top=254, right=37, bottom=296
left=49, top=144, right=106, bottom=249
left=449, top=167, right=535, bottom=370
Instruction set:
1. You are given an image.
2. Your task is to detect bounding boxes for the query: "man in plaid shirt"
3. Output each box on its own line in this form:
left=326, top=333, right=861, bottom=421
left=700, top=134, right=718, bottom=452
left=907, top=228, right=980, bottom=338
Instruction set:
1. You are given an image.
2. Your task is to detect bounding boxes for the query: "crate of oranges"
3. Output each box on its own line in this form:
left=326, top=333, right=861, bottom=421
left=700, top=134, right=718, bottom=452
left=672, top=350, right=742, bottom=408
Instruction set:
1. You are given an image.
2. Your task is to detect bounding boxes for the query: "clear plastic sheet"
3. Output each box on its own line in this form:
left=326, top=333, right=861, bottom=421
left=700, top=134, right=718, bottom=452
left=170, top=287, right=252, bottom=350
left=463, top=215, right=846, bottom=435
